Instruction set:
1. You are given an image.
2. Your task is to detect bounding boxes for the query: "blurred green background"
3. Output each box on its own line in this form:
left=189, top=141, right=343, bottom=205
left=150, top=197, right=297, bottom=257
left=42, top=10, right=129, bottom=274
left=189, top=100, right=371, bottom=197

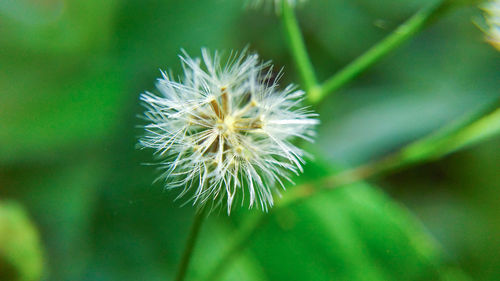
left=1, top=0, right=499, bottom=280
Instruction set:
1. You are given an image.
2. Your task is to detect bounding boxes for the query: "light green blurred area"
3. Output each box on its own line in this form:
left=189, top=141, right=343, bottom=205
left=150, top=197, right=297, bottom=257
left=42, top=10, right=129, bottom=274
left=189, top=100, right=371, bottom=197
left=0, top=0, right=499, bottom=280
left=0, top=201, right=43, bottom=281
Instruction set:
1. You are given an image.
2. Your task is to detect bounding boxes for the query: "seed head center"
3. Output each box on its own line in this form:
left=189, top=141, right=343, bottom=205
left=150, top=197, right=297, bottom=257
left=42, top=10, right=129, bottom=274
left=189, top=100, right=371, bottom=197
left=216, top=115, right=237, bottom=133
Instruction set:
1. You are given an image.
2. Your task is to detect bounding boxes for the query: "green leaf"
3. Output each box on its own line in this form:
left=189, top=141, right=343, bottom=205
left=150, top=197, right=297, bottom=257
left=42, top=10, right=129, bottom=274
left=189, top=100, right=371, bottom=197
left=206, top=160, right=470, bottom=281
left=0, top=201, right=44, bottom=281
left=251, top=191, right=444, bottom=279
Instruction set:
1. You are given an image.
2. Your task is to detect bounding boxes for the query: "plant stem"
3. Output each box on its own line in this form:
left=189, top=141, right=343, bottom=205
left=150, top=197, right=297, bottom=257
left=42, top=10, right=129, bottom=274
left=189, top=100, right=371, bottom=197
left=281, top=0, right=319, bottom=99
left=175, top=208, right=206, bottom=281
left=313, top=0, right=450, bottom=105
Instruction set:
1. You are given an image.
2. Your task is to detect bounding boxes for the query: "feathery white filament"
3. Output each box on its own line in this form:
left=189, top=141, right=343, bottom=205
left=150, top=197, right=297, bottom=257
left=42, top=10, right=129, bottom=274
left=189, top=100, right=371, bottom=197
left=139, top=48, right=318, bottom=214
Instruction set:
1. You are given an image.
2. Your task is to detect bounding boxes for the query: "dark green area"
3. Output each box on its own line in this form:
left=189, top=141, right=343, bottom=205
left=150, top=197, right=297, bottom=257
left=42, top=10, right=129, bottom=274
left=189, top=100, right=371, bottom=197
left=0, top=0, right=499, bottom=280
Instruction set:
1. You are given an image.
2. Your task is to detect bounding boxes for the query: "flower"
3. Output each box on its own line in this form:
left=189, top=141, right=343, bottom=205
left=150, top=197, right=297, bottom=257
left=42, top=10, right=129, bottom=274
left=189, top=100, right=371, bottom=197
left=139, top=48, right=318, bottom=214
left=483, top=0, right=500, bottom=50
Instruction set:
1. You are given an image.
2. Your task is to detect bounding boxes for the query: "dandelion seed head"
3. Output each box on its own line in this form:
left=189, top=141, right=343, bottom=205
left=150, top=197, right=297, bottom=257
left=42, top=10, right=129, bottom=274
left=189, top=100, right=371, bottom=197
left=139, top=48, right=318, bottom=214
left=483, top=0, right=500, bottom=50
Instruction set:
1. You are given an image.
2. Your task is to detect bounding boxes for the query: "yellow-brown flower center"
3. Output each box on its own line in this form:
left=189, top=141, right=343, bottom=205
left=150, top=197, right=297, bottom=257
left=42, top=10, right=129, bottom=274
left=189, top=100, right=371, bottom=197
left=192, top=88, right=263, bottom=160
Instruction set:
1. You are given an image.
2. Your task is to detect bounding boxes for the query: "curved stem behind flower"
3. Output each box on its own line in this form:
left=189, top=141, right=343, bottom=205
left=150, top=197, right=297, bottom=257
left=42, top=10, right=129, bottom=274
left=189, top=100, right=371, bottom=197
left=281, top=0, right=319, bottom=99
left=313, top=0, right=451, bottom=104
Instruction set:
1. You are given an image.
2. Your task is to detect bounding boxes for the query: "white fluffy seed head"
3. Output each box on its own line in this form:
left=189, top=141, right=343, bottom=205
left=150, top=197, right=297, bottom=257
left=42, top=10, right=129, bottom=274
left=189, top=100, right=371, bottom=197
left=139, top=48, right=318, bottom=214
left=483, top=0, right=500, bottom=50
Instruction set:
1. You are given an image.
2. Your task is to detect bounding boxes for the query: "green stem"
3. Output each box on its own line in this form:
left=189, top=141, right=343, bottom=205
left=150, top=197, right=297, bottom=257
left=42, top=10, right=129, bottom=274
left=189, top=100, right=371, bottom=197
left=174, top=208, right=206, bottom=281
left=281, top=0, right=319, bottom=99
left=313, top=0, right=450, bottom=104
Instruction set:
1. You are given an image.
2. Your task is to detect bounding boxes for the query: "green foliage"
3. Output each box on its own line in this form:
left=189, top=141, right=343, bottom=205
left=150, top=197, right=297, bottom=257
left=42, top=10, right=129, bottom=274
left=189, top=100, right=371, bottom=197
left=254, top=187, right=444, bottom=281
left=0, top=201, right=43, bottom=281
left=203, top=160, right=472, bottom=281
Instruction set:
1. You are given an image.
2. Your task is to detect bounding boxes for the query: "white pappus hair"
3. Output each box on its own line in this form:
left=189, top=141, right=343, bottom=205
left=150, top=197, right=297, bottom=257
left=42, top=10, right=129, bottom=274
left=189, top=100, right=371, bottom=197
left=139, top=48, right=318, bottom=214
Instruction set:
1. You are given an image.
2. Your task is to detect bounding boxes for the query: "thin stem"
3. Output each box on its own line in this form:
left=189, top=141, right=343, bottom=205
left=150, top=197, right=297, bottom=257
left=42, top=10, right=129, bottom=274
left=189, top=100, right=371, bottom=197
left=281, top=0, right=319, bottom=99
left=175, top=208, right=206, bottom=281
left=202, top=97, right=500, bottom=279
left=313, top=0, right=450, bottom=104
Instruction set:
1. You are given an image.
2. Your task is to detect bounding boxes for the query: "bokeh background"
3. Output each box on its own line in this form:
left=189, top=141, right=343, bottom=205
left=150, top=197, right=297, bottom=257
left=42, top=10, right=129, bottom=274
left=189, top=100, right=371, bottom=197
left=1, top=0, right=499, bottom=280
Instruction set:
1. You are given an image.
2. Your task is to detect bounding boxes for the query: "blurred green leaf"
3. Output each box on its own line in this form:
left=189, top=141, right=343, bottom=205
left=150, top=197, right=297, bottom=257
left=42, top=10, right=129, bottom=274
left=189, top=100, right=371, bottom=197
left=204, top=160, right=469, bottom=281
left=0, top=201, right=43, bottom=281
left=254, top=174, right=451, bottom=280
